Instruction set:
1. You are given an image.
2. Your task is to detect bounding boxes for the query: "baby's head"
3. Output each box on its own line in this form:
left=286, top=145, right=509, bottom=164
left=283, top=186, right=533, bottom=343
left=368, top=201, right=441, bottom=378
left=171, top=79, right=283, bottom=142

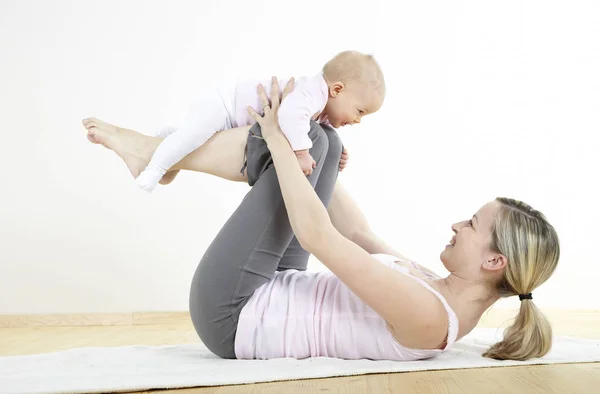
left=322, top=50, right=385, bottom=128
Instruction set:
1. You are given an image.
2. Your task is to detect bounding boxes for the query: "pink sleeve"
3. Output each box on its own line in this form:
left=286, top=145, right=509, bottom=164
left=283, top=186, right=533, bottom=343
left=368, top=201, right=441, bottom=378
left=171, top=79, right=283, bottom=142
left=277, top=79, right=328, bottom=151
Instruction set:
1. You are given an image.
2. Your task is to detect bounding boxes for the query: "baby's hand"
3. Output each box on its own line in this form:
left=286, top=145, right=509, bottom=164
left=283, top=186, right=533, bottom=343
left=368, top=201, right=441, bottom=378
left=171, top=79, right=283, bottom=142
left=295, top=150, right=316, bottom=176
left=339, top=147, right=349, bottom=172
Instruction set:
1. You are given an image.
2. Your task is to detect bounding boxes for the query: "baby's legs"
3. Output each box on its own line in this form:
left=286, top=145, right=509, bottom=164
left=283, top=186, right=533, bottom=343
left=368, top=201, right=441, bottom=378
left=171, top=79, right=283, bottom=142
left=135, top=91, right=233, bottom=192
left=82, top=118, right=251, bottom=183
left=151, top=126, right=179, bottom=185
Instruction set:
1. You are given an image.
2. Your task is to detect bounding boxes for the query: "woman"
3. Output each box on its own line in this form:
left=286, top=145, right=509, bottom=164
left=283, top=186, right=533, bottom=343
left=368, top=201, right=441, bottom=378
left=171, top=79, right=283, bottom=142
left=83, top=78, right=559, bottom=362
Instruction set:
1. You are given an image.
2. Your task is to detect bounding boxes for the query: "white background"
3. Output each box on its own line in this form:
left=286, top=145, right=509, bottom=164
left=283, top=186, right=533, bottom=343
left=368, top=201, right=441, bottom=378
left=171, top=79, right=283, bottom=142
left=1, top=0, right=598, bottom=314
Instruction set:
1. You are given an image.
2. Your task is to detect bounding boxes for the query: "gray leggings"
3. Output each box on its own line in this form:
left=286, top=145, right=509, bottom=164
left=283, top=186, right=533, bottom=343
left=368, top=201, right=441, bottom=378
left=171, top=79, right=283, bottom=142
left=189, top=121, right=343, bottom=358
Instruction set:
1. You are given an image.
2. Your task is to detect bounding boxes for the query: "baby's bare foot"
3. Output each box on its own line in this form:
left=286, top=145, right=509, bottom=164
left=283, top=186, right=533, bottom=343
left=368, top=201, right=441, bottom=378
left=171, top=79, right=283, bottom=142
left=82, top=118, right=154, bottom=179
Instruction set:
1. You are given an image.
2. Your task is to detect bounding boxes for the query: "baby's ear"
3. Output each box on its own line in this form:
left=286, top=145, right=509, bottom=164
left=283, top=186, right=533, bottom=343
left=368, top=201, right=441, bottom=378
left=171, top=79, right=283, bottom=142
left=330, top=82, right=345, bottom=97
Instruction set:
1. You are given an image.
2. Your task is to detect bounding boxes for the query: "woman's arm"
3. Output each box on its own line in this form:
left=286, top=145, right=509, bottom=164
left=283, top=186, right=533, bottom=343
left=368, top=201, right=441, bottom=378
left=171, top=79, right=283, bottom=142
left=328, top=182, right=410, bottom=258
left=328, top=182, right=441, bottom=278
left=247, top=78, right=447, bottom=349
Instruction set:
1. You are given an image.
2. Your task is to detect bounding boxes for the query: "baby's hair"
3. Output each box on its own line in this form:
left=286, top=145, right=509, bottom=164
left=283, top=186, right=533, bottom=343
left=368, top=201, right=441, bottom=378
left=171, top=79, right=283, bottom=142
left=322, top=50, right=385, bottom=96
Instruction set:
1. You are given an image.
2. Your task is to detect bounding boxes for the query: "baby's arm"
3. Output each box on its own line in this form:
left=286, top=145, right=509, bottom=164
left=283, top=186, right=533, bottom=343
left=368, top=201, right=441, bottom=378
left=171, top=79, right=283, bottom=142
left=277, top=78, right=328, bottom=175
left=277, top=89, right=320, bottom=151
left=294, top=149, right=316, bottom=176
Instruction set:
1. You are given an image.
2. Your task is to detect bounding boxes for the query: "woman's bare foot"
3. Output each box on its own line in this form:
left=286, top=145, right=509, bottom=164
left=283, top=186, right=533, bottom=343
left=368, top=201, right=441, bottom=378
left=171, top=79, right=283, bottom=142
left=82, top=117, right=156, bottom=179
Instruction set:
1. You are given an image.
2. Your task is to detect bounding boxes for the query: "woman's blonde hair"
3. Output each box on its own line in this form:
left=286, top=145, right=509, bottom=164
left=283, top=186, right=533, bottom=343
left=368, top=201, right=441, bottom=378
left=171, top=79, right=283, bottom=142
left=483, top=197, right=560, bottom=361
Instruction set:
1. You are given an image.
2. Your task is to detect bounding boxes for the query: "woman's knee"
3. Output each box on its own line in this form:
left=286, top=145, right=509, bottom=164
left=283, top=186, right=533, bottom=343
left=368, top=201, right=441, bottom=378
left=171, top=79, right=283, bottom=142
left=245, top=121, right=334, bottom=185
left=306, top=121, right=329, bottom=162
left=322, top=125, right=343, bottom=161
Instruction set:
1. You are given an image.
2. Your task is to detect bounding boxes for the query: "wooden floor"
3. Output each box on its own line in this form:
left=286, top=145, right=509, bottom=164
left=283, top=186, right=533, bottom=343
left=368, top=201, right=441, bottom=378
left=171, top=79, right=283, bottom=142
left=1, top=309, right=599, bottom=393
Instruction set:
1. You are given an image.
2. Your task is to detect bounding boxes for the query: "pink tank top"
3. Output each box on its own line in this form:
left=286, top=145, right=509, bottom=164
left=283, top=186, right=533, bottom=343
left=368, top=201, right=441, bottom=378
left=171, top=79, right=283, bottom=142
left=234, top=254, right=459, bottom=360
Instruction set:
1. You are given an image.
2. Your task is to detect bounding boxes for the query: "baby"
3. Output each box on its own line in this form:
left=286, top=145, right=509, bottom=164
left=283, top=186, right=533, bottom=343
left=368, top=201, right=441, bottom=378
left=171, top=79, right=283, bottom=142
left=136, top=50, right=386, bottom=192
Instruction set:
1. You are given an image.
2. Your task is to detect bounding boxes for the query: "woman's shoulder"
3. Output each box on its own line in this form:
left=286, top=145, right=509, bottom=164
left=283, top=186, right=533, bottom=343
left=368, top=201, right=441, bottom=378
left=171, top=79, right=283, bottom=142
left=370, top=254, right=459, bottom=350
left=387, top=286, right=453, bottom=350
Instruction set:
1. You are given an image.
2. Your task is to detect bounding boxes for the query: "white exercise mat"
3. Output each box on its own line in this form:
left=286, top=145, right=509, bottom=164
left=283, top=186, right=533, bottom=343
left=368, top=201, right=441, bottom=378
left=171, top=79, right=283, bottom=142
left=1, top=328, right=599, bottom=394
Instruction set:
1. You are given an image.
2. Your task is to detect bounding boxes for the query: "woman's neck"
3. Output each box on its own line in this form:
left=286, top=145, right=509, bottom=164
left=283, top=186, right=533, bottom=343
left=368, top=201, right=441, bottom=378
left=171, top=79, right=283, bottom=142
left=441, top=273, right=499, bottom=304
left=433, top=273, right=500, bottom=335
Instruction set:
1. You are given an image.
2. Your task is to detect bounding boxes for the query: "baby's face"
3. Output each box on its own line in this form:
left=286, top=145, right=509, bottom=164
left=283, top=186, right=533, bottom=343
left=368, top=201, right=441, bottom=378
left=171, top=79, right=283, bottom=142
left=324, top=83, right=383, bottom=128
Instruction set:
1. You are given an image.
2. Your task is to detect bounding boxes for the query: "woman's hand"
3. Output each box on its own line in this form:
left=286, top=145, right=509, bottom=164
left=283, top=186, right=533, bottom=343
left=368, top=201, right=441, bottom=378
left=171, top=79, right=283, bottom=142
left=246, top=76, right=295, bottom=141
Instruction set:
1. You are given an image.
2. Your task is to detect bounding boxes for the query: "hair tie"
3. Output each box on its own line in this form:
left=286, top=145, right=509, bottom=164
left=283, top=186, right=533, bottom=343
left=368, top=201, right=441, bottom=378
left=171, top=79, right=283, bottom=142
left=519, top=293, right=533, bottom=301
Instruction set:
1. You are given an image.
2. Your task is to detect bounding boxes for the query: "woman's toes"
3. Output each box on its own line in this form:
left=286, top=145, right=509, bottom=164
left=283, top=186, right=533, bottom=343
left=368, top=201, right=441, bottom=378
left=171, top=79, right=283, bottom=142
left=82, top=118, right=99, bottom=131
left=87, top=131, right=99, bottom=144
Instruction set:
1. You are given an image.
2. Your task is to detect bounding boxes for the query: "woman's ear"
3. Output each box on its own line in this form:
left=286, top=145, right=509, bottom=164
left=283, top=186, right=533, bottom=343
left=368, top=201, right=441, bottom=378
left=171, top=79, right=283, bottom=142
left=482, top=253, right=508, bottom=272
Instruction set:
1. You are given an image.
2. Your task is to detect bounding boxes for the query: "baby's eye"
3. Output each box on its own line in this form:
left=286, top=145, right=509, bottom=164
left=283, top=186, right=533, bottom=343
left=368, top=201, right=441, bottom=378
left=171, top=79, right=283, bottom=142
left=358, top=109, right=364, bottom=115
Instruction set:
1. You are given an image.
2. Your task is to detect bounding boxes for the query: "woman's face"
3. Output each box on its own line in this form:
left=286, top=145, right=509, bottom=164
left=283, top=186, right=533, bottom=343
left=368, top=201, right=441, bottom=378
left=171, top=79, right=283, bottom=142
left=441, top=201, right=505, bottom=274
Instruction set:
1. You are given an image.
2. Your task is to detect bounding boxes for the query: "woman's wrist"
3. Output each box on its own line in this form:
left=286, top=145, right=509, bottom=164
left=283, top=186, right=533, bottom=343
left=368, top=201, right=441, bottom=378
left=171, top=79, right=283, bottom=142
left=264, top=128, right=289, bottom=148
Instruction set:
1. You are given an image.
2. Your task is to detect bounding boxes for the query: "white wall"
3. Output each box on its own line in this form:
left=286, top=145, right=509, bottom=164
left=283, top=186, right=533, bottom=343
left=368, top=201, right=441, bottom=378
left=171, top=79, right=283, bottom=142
left=1, top=0, right=599, bottom=314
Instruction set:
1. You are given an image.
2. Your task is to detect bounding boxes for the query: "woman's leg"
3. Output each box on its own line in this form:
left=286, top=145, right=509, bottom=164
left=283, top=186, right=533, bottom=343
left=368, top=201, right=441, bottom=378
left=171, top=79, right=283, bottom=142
left=189, top=121, right=340, bottom=358
left=277, top=125, right=343, bottom=271
left=83, top=118, right=251, bottom=183
left=84, top=120, right=343, bottom=270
